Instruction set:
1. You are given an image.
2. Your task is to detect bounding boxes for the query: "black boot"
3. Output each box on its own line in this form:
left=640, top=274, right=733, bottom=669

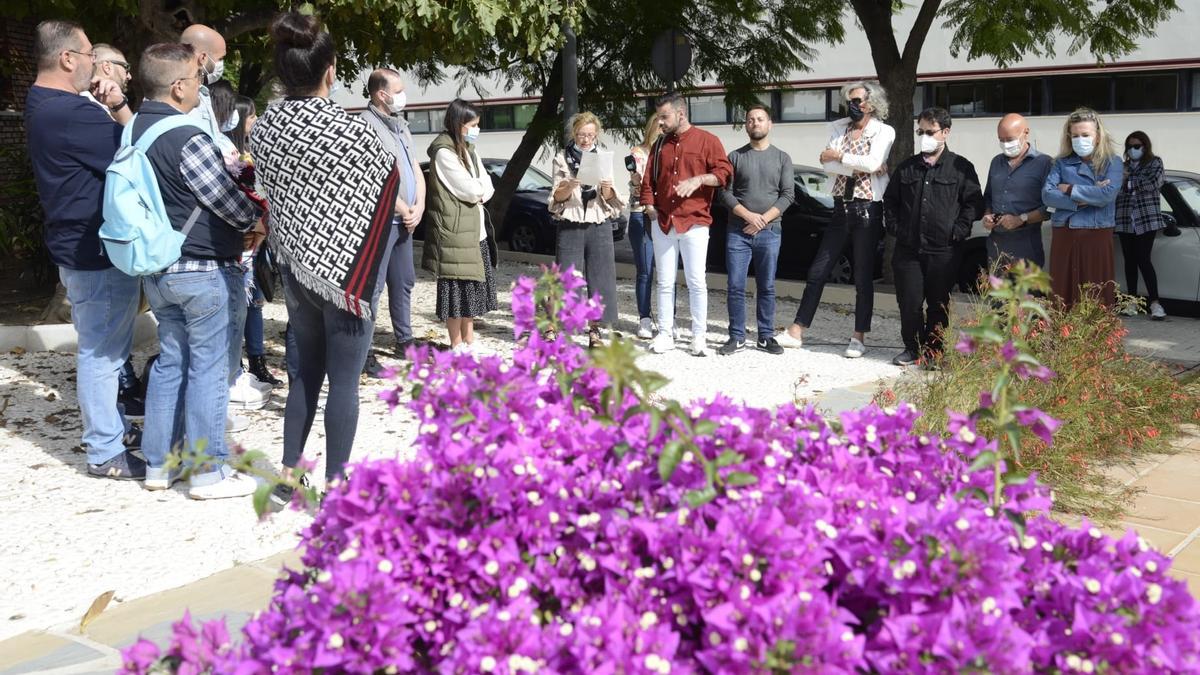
left=248, top=355, right=282, bottom=386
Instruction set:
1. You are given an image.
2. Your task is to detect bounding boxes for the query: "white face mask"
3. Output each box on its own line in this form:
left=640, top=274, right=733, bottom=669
left=329, top=81, right=343, bottom=96
left=204, top=55, right=224, bottom=85
left=918, top=133, right=939, bottom=154
left=1000, top=138, right=1023, bottom=158
left=465, top=126, right=480, bottom=144
left=220, top=109, right=240, bottom=133
left=1071, top=136, right=1095, bottom=157
left=386, top=91, right=407, bottom=115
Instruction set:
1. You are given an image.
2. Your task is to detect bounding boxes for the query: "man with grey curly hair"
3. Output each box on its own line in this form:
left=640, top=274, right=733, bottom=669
left=775, top=80, right=895, bottom=360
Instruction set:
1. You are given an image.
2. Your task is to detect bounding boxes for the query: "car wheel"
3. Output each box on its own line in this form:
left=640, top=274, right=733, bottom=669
left=509, top=221, right=539, bottom=254
left=829, top=254, right=853, bottom=284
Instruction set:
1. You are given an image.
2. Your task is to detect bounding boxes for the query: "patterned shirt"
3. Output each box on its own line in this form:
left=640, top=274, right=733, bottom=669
left=832, top=127, right=874, bottom=201
left=162, top=135, right=259, bottom=274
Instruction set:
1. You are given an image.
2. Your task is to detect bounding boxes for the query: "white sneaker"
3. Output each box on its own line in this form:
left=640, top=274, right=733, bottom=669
left=452, top=342, right=472, bottom=355
left=226, top=413, right=249, bottom=433
left=649, top=332, right=675, bottom=354
left=844, top=337, right=866, bottom=359
left=774, top=330, right=803, bottom=349
left=690, top=336, right=709, bottom=357
left=229, top=377, right=269, bottom=410
left=1150, top=301, right=1167, bottom=320
left=188, top=472, right=257, bottom=500
left=241, top=371, right=273, bottom=393
left=636, top=317, right=655, bottom=340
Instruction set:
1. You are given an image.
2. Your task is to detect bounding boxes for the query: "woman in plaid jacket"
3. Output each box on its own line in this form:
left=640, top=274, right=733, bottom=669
left=1115, top=131, right=1166, bottom=320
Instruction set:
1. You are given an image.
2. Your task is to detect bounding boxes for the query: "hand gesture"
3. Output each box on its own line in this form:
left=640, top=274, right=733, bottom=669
left=819, top=148, right=842, bottom=164
left=90, top=77, right=124, bottom=107
left=999, top=214, right=1023, bottom=230
left=673, top=176, right=702, bottom=198
left=982, top=214, right=997, bottom=231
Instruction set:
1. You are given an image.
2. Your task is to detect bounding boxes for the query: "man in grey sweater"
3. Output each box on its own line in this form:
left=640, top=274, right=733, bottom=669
left=717, top=104, right=794, bottom=355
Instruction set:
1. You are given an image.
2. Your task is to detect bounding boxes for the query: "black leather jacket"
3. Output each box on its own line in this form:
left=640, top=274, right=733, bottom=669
left=883, top=149, right=984, bottom=253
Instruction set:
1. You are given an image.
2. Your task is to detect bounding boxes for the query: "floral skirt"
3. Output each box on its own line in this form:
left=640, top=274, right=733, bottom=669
left=436, top=241, right=498, bottom=320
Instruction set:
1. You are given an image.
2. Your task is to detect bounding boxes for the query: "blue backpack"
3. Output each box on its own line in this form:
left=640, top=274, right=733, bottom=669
left=100, top=114, right=207, bottom=275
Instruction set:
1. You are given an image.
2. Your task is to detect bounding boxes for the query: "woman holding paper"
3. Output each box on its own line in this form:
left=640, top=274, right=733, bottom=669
left=549, top=111, right=626, bottom=347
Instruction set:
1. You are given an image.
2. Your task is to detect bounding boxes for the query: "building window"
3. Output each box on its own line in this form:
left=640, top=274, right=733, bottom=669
left=689, top=95, right=727, bottom=124
left=780, top=89, right=825, bottom=122
left=1052, top=75, right=1112, bottom=113
left=1114, top=73, right=1177, bottom=111
left=729, top=93, right=774, bottom=121
left=1192, top=72, right=1200, bottom=109
left=515, top=104, right=537, bottom=129
left=406, top=109, right=442, bottom=134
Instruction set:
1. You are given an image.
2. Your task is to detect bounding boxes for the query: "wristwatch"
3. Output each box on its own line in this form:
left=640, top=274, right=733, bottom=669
left=1019, top=212, right=1029, bottom=224
left=109, top=96, right=128, bottom=112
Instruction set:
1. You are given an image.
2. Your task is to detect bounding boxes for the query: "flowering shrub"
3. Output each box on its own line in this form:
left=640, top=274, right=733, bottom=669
left=123, top=266, right=1200, bottom=674
left=890, top=262, right=1200, bottom=520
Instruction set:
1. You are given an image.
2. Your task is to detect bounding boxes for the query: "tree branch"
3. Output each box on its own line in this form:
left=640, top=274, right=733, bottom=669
left=849, top=0, right=901, bottom=73
left=218, top=8, right=279, bottom=39
left=900, top=0, right=944, bottom=69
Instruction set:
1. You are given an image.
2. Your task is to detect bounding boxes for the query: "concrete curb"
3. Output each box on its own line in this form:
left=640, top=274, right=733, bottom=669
left=0, top=313, right=158, bottom=353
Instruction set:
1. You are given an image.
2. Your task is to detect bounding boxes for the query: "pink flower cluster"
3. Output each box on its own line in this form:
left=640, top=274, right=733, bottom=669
left=122, top=267, right=1200, bottom=674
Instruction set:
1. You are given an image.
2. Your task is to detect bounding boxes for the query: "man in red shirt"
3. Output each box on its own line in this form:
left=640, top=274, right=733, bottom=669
left=639, top=93, right=733, bottom=356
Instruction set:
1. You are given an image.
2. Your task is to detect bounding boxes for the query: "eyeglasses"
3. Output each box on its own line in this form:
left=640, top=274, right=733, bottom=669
left=100, top=60, right=131, bottom=71
left=915, top=128, right=942, bottom=136
left=174, top=69, right=204, bottom=85
left=66, top=49, right=95, bottom=60
left=574, top=133, right=597, bottom=140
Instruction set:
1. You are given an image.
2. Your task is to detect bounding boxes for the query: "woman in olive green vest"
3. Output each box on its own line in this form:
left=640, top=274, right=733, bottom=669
left=421, top=99, right=498, bottom=352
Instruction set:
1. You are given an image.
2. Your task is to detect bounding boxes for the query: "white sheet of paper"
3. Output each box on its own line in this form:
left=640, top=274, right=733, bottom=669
left=576, top=150, right=613, bottom=186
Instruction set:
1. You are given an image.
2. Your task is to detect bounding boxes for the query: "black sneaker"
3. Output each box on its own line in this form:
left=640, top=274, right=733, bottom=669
left=88, top=450, right=147, bottom=481
left=268, top=473, right=311, bottom=512
left=756, top=337, right=784, bottom=355
left=119, top=393, right=145, bottom=420
left=892, top=350, right=920, bottom=366
left=395, top=339, right=415, bottom=359
left=716, top=338, right=746, bottom=356
left=362, top=352, right=384, bottom=377
left=123, top=426, right=143, bottom=450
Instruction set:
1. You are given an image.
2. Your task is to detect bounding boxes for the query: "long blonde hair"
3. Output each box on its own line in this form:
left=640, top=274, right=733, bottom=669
left=638, top=113, right=662, bottom=151
left=1058, top=107, right=1118, bottom=174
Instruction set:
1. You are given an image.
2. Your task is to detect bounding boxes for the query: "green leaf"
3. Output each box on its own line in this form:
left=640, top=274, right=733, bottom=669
left=454, top=412, right=476, bottom=426
left=252, top=482, right=272, bottom=518
left=724, top=471, right=758, bottom=487
left=693, top=420, right=718, bottom=436
left=658, top=440, right=684, bottom=483
left=955, top=486, right=990, bottom=503
left=715, top=450, right=744, bottom=468
left=648, top=408, right=662, bottom=440
left=684, top=487, right=718, bottom=508
left=1004, top=509, right=1027, bottom=541
left=967, top=451, right=997, bottom=473
left=613, top=442, right=630, bottom=459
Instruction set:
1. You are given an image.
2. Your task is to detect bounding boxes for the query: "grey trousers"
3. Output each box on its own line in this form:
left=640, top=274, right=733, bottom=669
left=371, top=222, right=415, bottom=343
left=555, top=220, right=618, bottom=326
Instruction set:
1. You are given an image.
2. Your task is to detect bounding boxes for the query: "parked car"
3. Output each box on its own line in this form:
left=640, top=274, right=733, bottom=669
left=415, top=158, right=626, bottom=255
left=706, top=165, right=883, bottom=282
left=957, top=170, right=1200, bottom=301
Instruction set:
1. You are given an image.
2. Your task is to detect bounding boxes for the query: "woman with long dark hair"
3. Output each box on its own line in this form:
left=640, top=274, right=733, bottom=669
left=1115, top=130, right=1167, bottom=319
left=251, top=11, right=400, bottom=503
left=421, top=98, right=498, bottom=352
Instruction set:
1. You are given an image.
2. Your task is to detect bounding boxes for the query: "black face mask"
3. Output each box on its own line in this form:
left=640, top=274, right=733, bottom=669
left=848, top=101, right=865, bottom=122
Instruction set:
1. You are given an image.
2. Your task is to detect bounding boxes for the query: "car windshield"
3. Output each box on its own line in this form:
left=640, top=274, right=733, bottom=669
left=795, top=169, right=835, bottom=208
left=1174, top=179, right=1200, bottom=218
left=486, top=162, right=554, bottom=192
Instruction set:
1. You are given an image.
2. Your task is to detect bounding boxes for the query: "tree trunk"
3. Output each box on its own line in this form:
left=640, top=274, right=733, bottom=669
left=489, top=52, right=564, bottom=246
left=850, top=0, right=941, bottom=282
left=37, top=283, right=71, bottom=325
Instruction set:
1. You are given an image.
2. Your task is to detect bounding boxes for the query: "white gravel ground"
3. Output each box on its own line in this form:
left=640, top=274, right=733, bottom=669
left=0, top=260, right=904, bottom=640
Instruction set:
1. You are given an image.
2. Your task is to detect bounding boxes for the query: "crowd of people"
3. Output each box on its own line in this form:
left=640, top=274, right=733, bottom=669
left=24, top=12, right=1169, bottom=495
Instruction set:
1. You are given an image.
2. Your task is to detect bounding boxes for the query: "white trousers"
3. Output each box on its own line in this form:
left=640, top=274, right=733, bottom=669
left=651, top=224, right=709, bottom=341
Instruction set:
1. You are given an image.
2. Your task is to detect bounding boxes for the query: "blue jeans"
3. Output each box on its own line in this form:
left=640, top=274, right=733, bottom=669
left=628, top=211, right=655, bottom=320
left=59, top=267, right=140, bottom=464
left=726, top=225, right=781, bottom=341
left=141, top=267, right=246, bottom=486
left=384, top=224, right=415, bottom=342
left=244, top=268, right=265, bottom=357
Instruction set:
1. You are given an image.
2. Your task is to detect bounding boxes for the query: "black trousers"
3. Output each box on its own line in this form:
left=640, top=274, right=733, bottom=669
left=1117, top=231, right=1159, bottom=302
left=893, top=244, right=957, bottom=355
left=794, top=200, right=881, bottom=333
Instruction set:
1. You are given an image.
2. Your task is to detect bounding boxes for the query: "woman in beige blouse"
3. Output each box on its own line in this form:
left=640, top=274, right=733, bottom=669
left=549, top=111, right=627, bottom=347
